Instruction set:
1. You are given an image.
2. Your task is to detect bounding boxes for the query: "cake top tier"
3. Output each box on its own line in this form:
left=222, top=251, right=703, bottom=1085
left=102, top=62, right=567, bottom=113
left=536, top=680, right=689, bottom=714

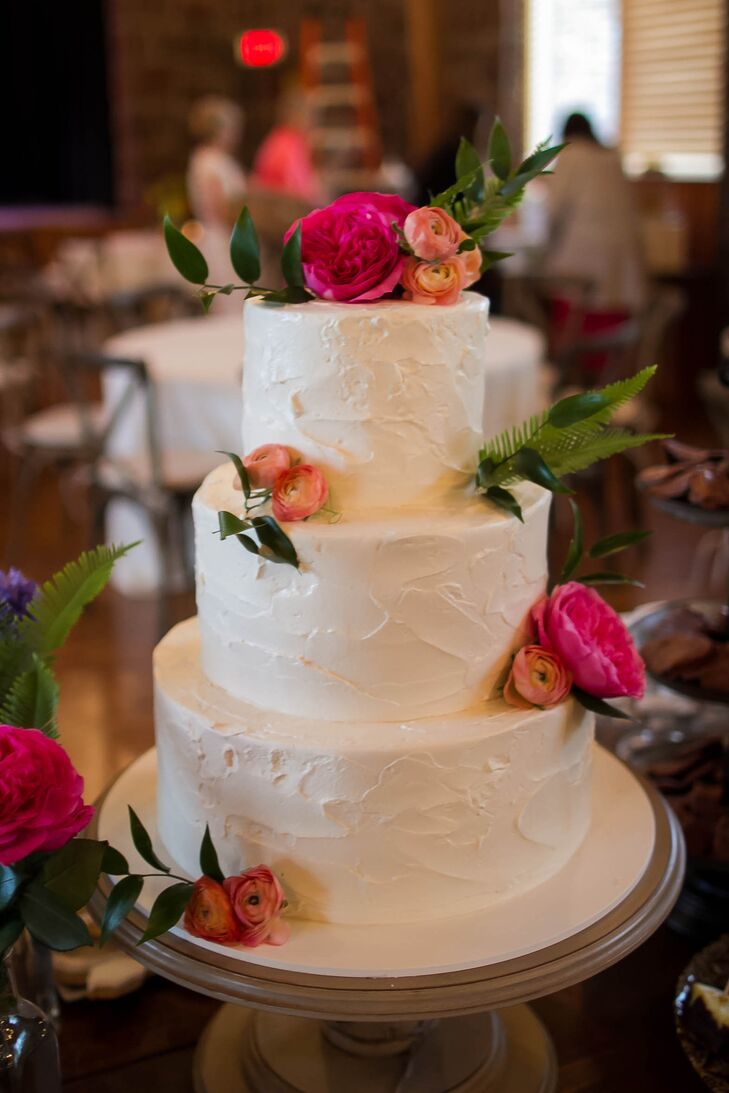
left=242, top=292, right=490, bottom=512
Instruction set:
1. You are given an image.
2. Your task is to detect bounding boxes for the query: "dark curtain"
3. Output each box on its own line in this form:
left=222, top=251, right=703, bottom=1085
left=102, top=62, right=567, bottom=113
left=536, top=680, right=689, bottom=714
left=0, top=2, right=113, bottom=205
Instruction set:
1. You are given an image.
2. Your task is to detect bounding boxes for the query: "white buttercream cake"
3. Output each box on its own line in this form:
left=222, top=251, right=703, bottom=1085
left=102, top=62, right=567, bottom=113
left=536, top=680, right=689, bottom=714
left=154, top=292, right=594, bottom=926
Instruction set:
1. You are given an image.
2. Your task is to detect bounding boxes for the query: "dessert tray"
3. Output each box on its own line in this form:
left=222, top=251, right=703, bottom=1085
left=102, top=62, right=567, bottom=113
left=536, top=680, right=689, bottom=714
left=88, top=746, right=684, bottom=1093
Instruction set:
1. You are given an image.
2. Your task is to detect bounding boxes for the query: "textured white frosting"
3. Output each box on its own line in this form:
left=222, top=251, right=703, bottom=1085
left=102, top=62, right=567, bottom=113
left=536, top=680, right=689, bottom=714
left=194, top=463, right=551, bottom=722
left=155, top=619, right=594, bottom=926
left=241, top=293, right=491, bottom=511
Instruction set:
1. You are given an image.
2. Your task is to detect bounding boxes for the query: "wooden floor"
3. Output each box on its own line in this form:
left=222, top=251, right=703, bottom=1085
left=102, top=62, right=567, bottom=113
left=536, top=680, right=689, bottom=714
left=0, top=383, right=720, bottom=1092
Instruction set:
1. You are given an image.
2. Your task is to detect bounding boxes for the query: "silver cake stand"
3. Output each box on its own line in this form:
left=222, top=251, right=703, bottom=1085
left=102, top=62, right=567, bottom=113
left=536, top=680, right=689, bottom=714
left=88, top=748, right=685, bottom=1093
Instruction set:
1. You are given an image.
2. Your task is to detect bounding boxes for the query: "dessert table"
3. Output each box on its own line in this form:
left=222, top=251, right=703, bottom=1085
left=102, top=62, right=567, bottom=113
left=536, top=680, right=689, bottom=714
left=100, top=312, right=548, bottom=595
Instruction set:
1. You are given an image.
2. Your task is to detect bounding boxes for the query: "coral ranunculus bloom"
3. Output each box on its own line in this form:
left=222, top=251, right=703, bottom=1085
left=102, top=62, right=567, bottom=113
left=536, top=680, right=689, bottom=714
left=224, top=866, right=289, bottom=948
left=503, top=645, right=572, bottom=710
left=272, top=465, right=328, bottom=522
left=184, top=876, right=240, bottom=944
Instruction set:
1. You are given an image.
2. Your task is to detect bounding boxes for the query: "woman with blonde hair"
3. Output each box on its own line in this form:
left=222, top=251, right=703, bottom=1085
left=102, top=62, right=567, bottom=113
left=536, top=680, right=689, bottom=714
left=186, top=96, right=246, bottom=303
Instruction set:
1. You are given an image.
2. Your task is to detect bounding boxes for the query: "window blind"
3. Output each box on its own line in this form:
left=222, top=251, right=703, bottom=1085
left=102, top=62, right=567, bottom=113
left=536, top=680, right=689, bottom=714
left=621, top=0, right=725, bottom=177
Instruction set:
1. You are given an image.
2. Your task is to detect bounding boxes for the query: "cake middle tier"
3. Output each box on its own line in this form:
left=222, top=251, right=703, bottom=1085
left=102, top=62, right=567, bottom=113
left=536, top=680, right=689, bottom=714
left=195, top=464, right=550, bottom=722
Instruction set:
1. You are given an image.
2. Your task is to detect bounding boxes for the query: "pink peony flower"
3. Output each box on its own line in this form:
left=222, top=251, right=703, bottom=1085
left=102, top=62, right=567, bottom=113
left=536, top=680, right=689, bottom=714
left=272, top=464, right=328, bottom=521
left=403, top=206, right=463, bottom=261
left=184, top=876, right=240, bottom=944
left=531, top=582, right=645, bottom=699
left=401, top=256, right=465, bottom=306
left=0, top=725, right=94, bottom=866
left=243, top=444, right=291, bottom=490
left=503, top=645, right=573, bottom=709
left=223, top=866, right=289, bottom=948
left=285, top=191, right=416, bottom=302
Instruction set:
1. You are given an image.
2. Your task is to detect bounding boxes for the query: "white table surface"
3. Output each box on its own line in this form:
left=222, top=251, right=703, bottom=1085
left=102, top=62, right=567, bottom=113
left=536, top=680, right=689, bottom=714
left=102, top=312, right=547, bottom=595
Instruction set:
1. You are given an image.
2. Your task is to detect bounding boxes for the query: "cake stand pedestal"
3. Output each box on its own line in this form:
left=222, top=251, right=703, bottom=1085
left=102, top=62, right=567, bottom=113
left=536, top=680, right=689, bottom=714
left=88, top=748, right=685, bottom=1093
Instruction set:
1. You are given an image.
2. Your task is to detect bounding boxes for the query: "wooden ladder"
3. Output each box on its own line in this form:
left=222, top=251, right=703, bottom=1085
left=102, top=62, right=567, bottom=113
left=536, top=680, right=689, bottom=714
left=299, top=17, right=382, bottom=177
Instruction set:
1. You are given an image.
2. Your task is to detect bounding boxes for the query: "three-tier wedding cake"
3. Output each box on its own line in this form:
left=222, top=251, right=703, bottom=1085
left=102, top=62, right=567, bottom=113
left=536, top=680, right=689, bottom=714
left=153, top=292, right=594, bottom=927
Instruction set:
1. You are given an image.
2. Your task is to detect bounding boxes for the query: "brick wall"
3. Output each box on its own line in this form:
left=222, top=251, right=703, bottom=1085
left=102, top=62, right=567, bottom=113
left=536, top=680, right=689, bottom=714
left=106, top=0, right=516, bottom=208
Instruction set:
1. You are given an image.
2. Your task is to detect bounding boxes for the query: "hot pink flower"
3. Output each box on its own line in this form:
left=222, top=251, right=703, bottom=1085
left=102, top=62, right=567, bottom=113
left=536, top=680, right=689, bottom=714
left=285, top=192, right=416, bottom=302
left=184, top=876, right=240, bottom=944
left=0, top=725, right=94, bottom=866
left=403, top=206, right=463, bottom=260
left=272, top=464, right=328, bottom=521
left=503, top=645, right=573, bottom=709
left=243, top=444, right=291, bottom=490
left=531, top=582, right=645, bottom=699
left=401, top=256, right=465, bottom=306
left=223, top=866, right=289, bottom=948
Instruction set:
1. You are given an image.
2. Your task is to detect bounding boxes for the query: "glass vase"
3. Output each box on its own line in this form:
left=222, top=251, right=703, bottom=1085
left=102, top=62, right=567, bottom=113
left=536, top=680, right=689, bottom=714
left=0, top=947, right=61, bottom=1093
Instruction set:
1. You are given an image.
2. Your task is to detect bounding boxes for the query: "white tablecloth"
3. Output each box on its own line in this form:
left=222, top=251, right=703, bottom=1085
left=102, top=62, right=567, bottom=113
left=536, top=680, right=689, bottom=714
left=103, top=312, right=547, bottom=594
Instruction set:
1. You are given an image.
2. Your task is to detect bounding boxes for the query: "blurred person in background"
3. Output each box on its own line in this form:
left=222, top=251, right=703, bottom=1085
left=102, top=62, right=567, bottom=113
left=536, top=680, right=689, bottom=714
left=545, top=111, right=647, bottom=353
left=251, top=82, right=322, bottom=203
left=187, top=96, right=246, bottom=304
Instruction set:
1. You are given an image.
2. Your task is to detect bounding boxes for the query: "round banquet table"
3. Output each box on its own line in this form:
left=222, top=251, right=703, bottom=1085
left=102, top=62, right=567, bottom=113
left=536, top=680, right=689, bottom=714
left=102, top=312, right=547, bottom=595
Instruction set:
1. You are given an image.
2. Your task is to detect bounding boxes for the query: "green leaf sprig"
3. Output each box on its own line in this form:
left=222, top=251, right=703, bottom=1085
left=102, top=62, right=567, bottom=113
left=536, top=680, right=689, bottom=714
left=429, top=121, right=564, bottom=275
left=555, top=499, right=651, bottom=590
left=477, top=367, right=670, bottom=519
left=164, top=210, right=314, bottom=313
left=216, top=451, right=299, bottom=569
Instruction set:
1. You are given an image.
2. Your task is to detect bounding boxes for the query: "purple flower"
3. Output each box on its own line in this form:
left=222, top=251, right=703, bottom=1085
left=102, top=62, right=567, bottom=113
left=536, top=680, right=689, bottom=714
left=0, top=568, right=37, bottom=619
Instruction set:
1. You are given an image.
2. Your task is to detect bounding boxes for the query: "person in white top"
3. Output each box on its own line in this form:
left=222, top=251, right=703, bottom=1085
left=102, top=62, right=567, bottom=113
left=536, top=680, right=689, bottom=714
left=186, top=96, right=247, bottom=310
left=545, top=112, right=647, bottom=345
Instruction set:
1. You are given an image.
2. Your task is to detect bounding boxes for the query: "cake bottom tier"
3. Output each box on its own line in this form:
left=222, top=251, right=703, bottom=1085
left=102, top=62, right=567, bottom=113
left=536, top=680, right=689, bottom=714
left=155, top=618, right=595, bottom=926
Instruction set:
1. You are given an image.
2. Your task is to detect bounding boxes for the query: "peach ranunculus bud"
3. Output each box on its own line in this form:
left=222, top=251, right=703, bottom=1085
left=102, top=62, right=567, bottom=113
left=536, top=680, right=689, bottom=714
left=503, top=645, right=573, bottom=710
left=223, top=865, right=290, bottom=948
left=401, top=256, right=465, bottom=306
left=184, top=876, right=240, bottom=944
left=403, top=206, right=463, bottom=261
left=458, top=243, right=482, bottom=288
left=243, top=444, right=292, bottom=490
left=272, top=464, right=328, bottom=522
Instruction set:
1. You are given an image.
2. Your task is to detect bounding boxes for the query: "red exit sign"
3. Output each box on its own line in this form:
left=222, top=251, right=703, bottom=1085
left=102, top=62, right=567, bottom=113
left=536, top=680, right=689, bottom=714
left=238, top=29, right=287, bottom=68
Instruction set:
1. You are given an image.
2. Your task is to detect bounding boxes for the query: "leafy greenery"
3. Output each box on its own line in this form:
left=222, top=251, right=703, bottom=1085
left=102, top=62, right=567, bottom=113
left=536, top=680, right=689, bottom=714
left=163, top=207, right=313, bottom=313
left=430, top=122, right=564, bottom=272
left=477, top=368, right=669, bottom=515
left=572, top=686, right=632, bottom=721
left=23, top=543, right=137, bottom=659
left=128, top=806, right=171, bottom=874
left=0, top=654, right=59, bottom=737
left=199, top=825, right=224, bottom=884
left=163, top=215, right=209, bottom=284
left=140, top=882, right=195, bottom=945
left=215, top=452, right=300, bottom=568
left=100, top=875, right=143, bottom=946
left=0, top=544, right=137, bottom=741
left=554, top=499, right=650, bottom=592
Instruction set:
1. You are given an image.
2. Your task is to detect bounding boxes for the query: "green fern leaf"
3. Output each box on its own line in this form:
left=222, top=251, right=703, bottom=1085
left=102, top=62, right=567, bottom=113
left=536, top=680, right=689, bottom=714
left=21, top=543, right=137, bottom=658
left=537, top=428, right=668, bottom=478
left=480, top=411, right=548, bottom=464
left=0, top=634, right=32, bottom=708
left=0, top=654, right=59, bottom=737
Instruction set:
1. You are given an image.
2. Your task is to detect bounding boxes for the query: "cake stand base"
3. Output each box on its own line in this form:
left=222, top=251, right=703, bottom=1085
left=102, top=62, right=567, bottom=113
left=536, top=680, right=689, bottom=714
left=194, top=1005, right=557, bottom=1093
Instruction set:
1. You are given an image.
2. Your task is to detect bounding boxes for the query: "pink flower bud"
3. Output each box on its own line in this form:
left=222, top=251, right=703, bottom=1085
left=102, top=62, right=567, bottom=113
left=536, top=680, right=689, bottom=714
left=243, top=444, right=292, bottom=490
